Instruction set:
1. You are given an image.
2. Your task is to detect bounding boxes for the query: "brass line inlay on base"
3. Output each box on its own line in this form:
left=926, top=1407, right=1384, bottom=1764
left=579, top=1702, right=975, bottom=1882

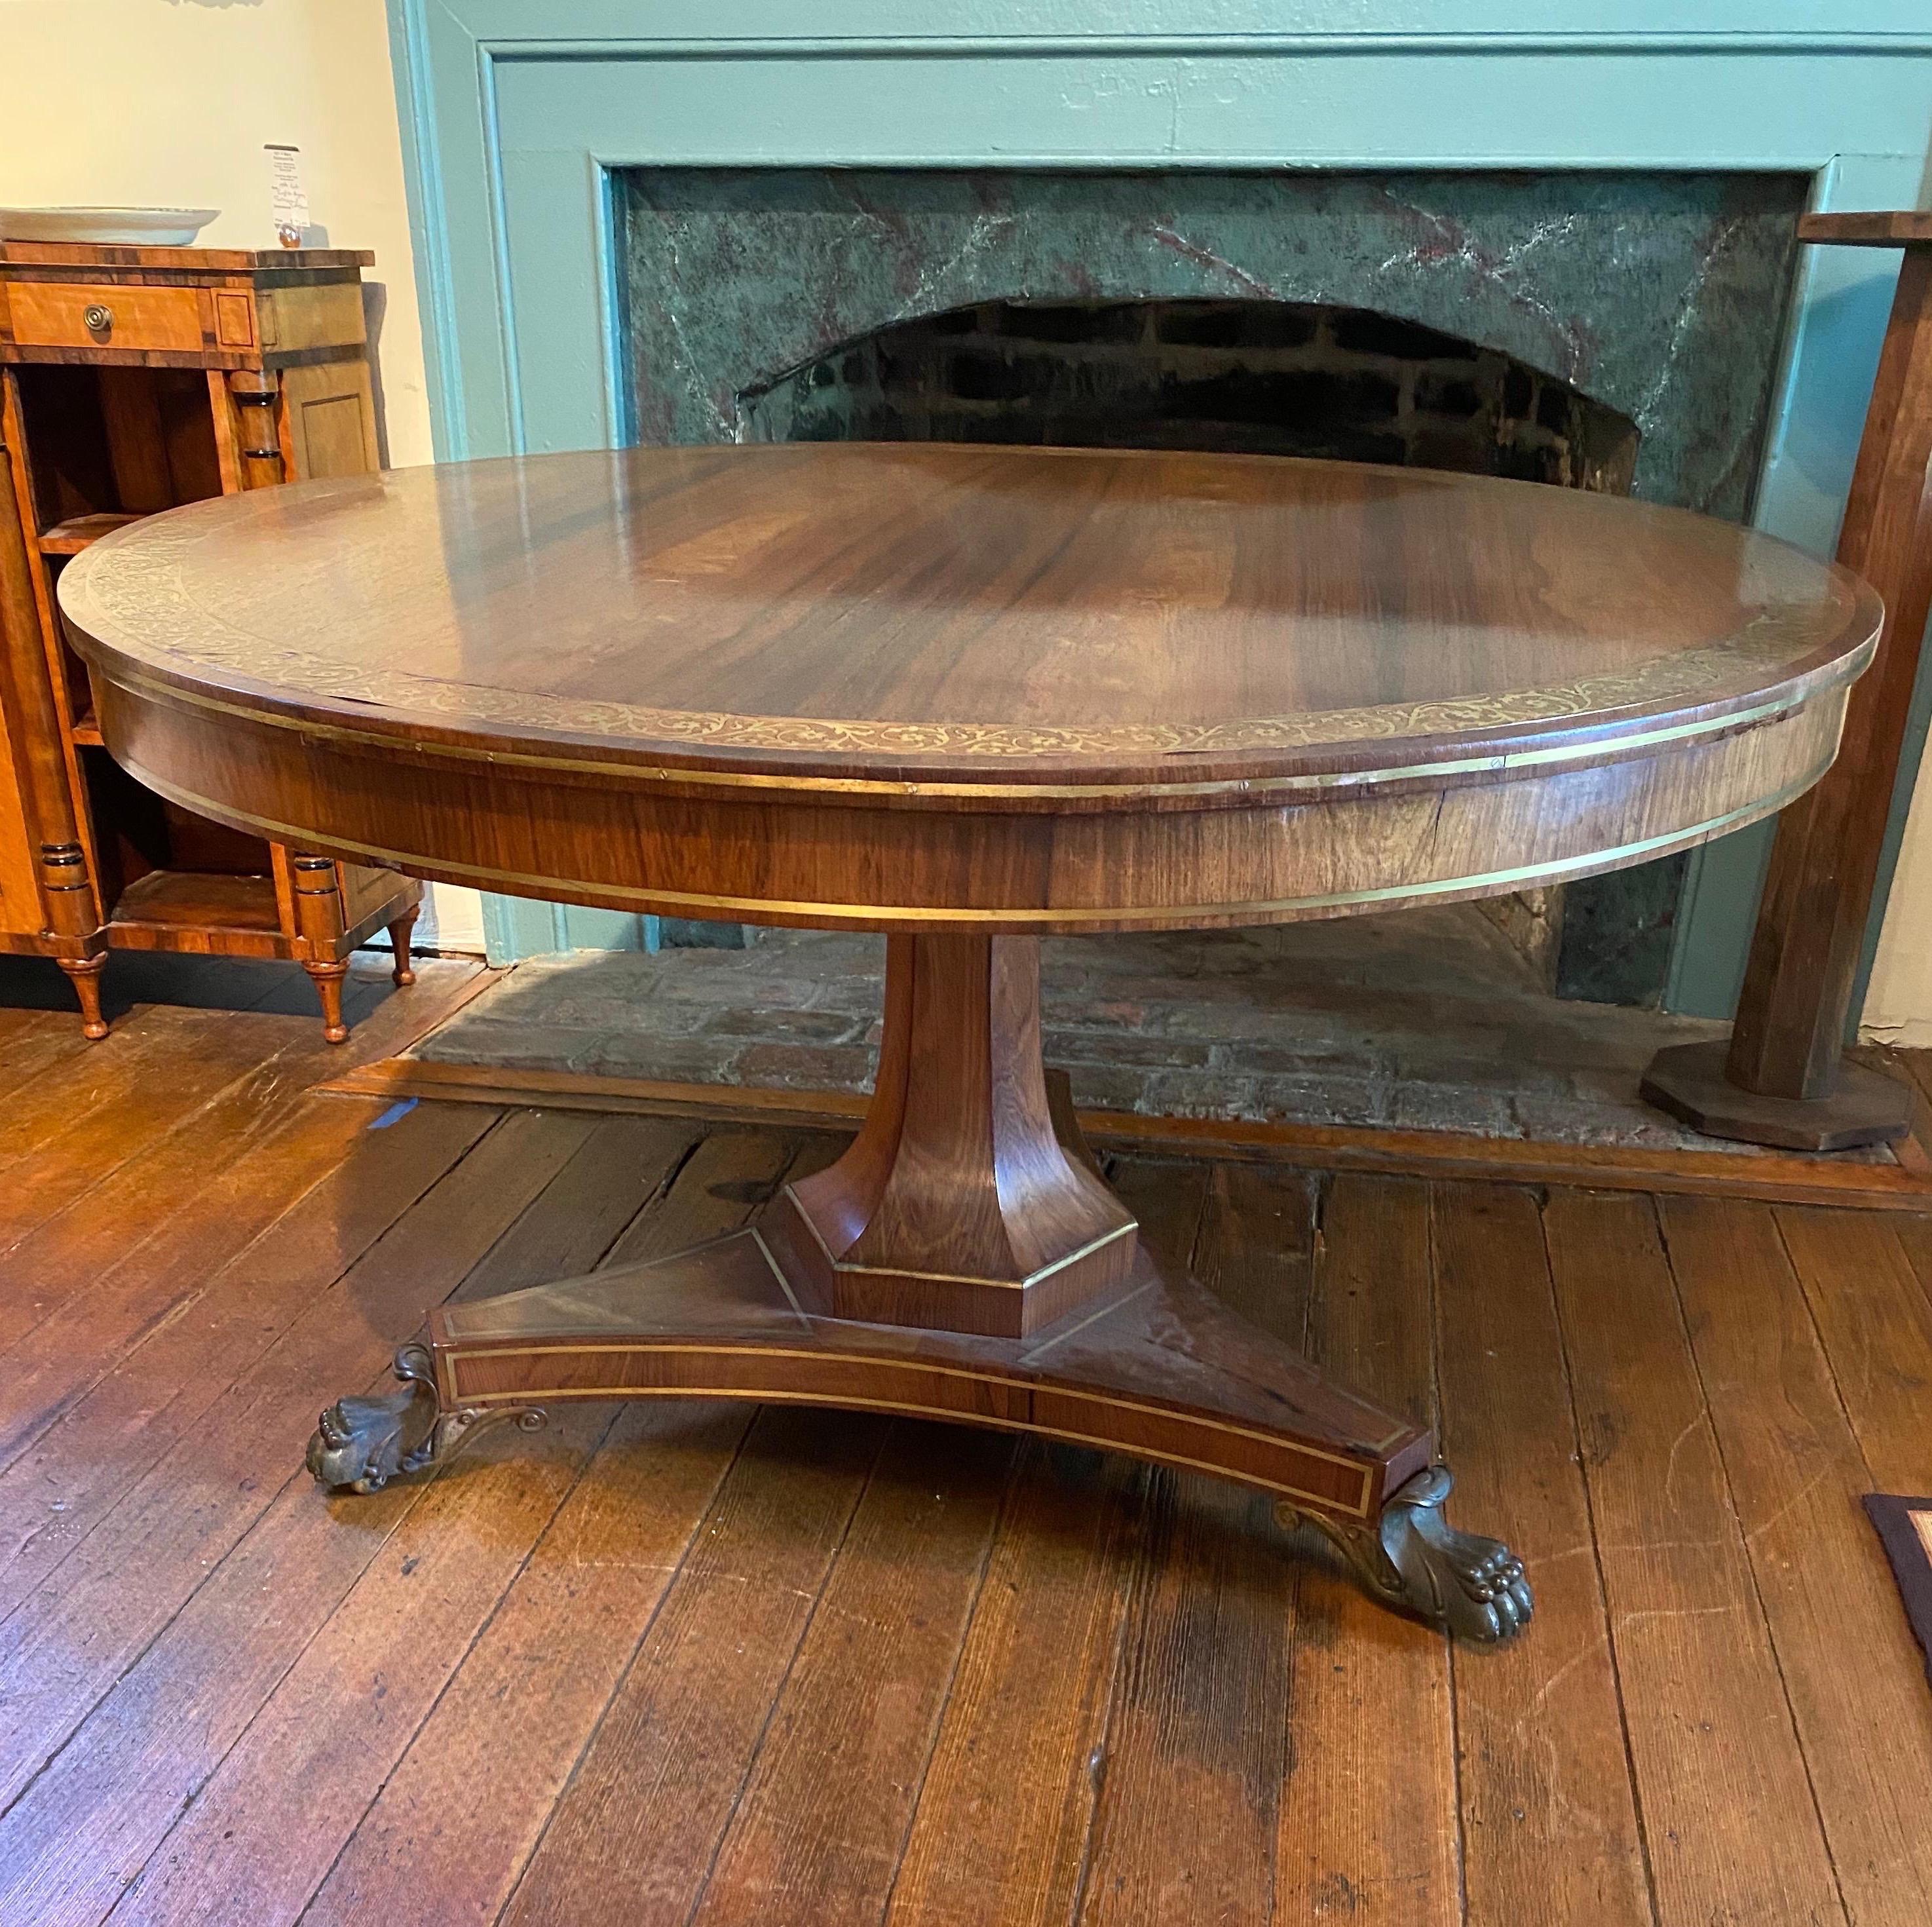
left=434, top=1334, right=1396, bottom=1487
left=435, top=1372, right=1378, bottom=1518
left=776, top=1183, right=1139, bottom=1293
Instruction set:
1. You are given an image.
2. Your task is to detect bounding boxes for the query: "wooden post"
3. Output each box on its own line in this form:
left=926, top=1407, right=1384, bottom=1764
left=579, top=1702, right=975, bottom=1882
left=0, top=391, right=108, bottom=1035
left=227, top=370, right=286, bottom=490
left=1644, top=216, right=1932, bottom=1151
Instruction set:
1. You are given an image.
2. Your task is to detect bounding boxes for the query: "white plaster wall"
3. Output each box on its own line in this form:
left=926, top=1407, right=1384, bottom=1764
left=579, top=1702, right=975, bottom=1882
left=0, top=0, right=487, bottom=949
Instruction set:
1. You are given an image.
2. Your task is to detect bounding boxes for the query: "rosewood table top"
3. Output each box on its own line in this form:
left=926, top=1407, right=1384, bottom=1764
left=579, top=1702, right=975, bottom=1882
left=64, top=440, right=1875, bottom=778
left=59, top=443, right=1879, bottom=938
left=57, top=443, right=1882, bottom=1647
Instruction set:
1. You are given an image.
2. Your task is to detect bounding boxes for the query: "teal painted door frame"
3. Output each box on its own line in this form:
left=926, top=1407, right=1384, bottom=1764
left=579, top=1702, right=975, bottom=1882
left=382, top=1, right=1932, bottom=1010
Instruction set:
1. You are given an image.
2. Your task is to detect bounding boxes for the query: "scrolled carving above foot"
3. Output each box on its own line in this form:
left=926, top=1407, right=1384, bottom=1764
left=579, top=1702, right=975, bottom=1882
left=1279, top=1464, right=1532, bottom=1643
left=306, top=1343, right=441, bottom=1494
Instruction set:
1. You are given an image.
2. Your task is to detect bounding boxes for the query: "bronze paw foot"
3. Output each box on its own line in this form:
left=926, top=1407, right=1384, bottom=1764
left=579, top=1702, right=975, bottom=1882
left=306, top=1343, right=546, bottom=1495
left=1279, top=1464, right=1533, bottom=1643
left=306, top=1343, right=442, bottom=1493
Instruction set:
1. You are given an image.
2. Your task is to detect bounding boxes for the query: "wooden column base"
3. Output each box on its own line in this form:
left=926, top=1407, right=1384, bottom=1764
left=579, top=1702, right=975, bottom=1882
left=303, top=934, right=1532, bottom=1644
left=776, top=934, right=1136, bottom=1338
left=1641, top=1040, right=1913, bottom=1151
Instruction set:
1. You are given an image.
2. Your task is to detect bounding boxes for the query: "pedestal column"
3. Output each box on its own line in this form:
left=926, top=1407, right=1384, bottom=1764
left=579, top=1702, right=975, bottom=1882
left=771, top=934, right=1137, bottom=1337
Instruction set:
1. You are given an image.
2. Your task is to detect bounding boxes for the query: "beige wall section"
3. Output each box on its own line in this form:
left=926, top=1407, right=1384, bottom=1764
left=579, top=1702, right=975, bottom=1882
left=0, top=0, right=486, bottom=947
left=1864, top=744, right=1932, bottom=1046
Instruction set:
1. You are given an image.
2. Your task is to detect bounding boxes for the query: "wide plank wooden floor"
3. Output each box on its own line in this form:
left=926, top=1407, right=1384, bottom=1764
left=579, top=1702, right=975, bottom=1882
left=1, top=991, right=1929, bottom=1927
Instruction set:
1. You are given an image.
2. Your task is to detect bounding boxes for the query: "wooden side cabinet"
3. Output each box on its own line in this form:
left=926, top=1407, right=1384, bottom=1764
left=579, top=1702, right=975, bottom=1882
left=0, top=242, right=419, bottom=1041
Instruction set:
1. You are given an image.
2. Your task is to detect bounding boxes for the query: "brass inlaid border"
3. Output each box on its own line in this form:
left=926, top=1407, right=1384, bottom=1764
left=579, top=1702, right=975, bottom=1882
left=63, top=500, right=1875, bottom=770
left=104, top=662, right=1851, bottom=807
left=437, top=1340, right=1397, bottom=1470
left=437, top=1356, right=1379, bottom=1518
left=434, top=1220, right=1416, bottom=1471
left=778, top=1181, right=1138, bottom=1291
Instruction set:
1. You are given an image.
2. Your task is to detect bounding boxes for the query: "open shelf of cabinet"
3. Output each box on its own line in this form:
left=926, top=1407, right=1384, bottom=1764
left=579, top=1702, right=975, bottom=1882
left=105, top=868, right=289, bottom=957
left=38, top=511, right=143, bottom=555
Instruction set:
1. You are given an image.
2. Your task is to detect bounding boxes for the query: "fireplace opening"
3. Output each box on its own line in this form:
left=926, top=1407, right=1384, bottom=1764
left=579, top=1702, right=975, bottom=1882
left=740, top=297, right=1639, bottom=500
left=738, top=296, right=1640, bottom=987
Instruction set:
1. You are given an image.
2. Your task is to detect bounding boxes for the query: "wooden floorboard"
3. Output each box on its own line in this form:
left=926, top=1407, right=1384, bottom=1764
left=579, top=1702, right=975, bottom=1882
left=302, top=1124, right=787, bottom=1927
left=884, top=1444, right=1143, bottom=1927
left=0, top=1010, right=1930, bottom=1926
left=0, top=1008, right=290, bottom=1266
left=0, top=1009, right=96, bottom=1107
left=105, top=1116, right=716, bottom=1927
left=0, top=1112, right=589, bottom=1910
left=1430, top=1182, right=1654, bottom=1927
left=1070, top=1158, right=1298, bottom=1927
left=1279, top=1172, right=1462, bottom=1926
left=1656, top=1195, right=1932, bottom=1926
left=1775, top=1208, right=1932, bottom=1493
left=1543, top=1189, right=1844, bottom=1927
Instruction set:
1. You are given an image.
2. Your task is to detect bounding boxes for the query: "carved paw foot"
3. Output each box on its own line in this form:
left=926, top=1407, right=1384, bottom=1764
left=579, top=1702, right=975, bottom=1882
left=305, top=1344, right=440, bottom=1494
left=1379, top=1466, right=1532, bottom=1642
left=1279, top=1464, right=1533, bottom=1643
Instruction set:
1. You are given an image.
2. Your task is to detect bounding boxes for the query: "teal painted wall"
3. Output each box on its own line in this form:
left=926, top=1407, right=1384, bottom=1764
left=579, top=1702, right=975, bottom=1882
left=384, top=1, right=1932, bottom=1008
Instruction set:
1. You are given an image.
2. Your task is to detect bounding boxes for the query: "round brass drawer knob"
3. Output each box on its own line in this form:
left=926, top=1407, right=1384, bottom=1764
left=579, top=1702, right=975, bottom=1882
left=82, top=303, right=113, bottom=334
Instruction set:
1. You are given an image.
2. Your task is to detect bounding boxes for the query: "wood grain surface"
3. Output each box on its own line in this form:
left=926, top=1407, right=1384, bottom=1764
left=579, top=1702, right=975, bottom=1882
left=1798, top=211, right=1932, bottom=246
left=62, top=442, right=1876, bottom=784
left=1, top=1004, right=1927, bottom=1924
left=57, top=444, right=1879, bottom=935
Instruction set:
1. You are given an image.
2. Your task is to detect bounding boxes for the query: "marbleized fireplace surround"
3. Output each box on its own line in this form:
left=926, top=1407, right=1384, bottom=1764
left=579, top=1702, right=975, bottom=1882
left=387, top=2, right=1932, bottom=1021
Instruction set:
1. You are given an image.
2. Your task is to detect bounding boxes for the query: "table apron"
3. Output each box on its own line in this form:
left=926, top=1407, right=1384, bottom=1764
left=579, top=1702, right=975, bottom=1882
left=93, top=676, right=1846, bottom=935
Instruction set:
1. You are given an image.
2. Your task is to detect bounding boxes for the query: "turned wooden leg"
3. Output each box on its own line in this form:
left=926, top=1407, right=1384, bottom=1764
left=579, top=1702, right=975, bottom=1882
left=37, top=842, right=109, bottom=1039
left=58, top=953, right=109, bottom=1040
left=386, top=906, right=419, bottom=987
left=304, top=961, right=350, bottom=1044
left=289, top=853, right=351, bottom=1044
left=227, top=370, right=285, bottom=490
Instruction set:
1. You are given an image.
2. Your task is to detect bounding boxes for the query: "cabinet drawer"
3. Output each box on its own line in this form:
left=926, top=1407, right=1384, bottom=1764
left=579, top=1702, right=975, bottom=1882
left=4, top=280, right=209, bottom=354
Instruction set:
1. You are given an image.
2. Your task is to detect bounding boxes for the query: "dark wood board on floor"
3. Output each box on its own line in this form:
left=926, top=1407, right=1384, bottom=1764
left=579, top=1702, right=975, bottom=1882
left=315, top=1048, right=1932, bottom=1212
left=0, top=1004, right=1929, bottom=1924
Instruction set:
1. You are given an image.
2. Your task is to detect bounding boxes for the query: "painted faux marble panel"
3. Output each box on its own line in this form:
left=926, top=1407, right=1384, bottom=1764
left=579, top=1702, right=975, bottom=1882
left=620, top=168, right=1805, bottom=518
left=618, top=168, right=1807, bottom=1001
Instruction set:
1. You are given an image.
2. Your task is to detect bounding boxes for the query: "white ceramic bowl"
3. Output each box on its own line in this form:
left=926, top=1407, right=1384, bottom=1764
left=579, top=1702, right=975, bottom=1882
left=0, top=206, right=220, bottom=246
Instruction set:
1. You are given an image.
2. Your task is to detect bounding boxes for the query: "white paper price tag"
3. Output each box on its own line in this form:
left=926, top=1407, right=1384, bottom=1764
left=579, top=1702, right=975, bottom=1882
left=265, top=144, right=310, bottom=245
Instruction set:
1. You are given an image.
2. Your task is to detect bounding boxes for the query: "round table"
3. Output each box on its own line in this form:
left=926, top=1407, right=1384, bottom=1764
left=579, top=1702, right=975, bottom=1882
left=60, top=443, right=1880, bottom=1644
